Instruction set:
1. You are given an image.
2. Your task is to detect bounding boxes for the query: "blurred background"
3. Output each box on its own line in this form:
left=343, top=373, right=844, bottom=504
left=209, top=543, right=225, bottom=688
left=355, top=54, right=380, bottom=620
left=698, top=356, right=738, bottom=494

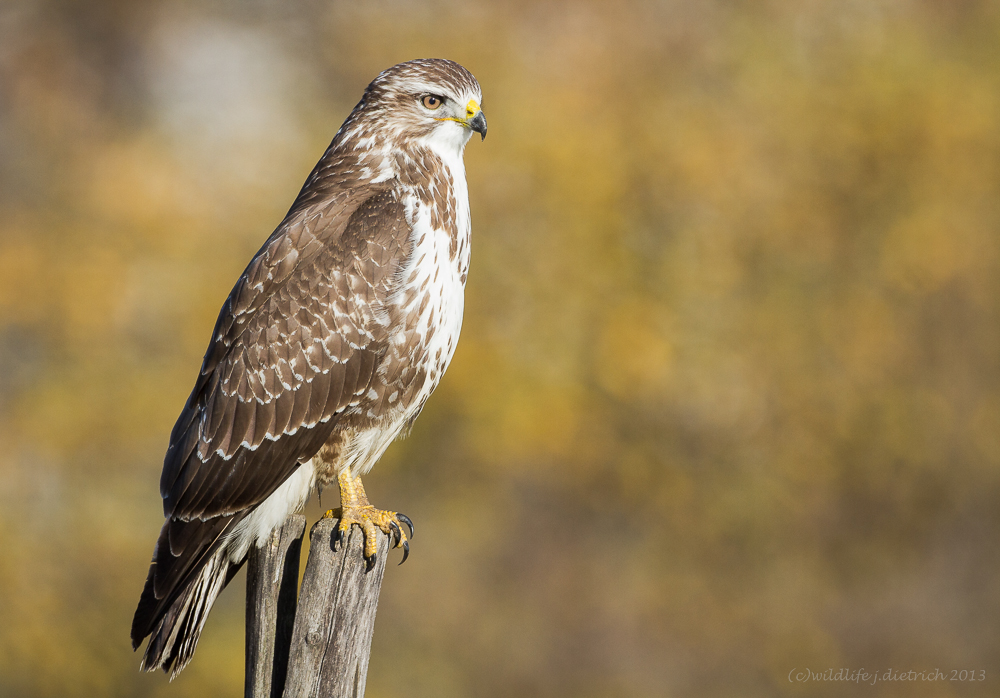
left=1, top=1, right=998, bottom=696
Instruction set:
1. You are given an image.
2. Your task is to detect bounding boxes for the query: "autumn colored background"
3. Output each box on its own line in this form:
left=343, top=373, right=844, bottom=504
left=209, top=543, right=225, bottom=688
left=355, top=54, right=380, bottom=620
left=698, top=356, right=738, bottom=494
left=1, top=1, right=997, bottom=696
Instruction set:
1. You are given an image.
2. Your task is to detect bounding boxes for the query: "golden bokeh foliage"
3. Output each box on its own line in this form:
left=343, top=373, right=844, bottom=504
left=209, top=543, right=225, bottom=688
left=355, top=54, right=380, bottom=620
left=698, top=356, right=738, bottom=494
left=1, top=1, right=997, bottom=696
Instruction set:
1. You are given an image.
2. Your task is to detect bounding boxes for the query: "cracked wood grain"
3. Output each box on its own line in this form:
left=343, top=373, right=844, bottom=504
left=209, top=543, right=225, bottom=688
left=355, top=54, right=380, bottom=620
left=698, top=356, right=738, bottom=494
left=280, top=517, right=389, bottom=698
left=245, top=514, right=306, bottom=698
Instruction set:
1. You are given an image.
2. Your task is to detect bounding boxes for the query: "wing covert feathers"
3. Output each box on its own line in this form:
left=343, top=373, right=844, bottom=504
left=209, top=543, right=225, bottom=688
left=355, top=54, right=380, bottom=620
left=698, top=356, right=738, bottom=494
left=160, top=189, right=411, bottom=521
left=133, top=187, right=413, bottom=674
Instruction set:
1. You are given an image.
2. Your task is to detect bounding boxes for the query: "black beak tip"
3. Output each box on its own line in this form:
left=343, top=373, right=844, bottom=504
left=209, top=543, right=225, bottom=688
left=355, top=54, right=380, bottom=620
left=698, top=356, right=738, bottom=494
left=470, top=112, right=487, bottom=141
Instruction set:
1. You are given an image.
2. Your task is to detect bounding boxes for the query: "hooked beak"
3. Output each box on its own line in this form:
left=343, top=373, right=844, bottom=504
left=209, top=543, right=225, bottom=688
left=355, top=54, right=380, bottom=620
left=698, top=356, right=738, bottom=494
left=465, top=99, right=487, bottom=141
left=469, top=110, right=487, bottom=141
left=435, top=99, right=488, bottom=141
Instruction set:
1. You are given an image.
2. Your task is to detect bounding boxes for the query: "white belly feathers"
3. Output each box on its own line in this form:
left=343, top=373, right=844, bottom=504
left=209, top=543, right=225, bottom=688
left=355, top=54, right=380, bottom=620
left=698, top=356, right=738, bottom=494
left=339, top=178, right=470, bottom=479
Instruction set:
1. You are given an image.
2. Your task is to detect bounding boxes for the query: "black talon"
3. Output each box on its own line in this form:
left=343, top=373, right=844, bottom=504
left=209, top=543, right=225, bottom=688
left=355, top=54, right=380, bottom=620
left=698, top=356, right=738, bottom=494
left=389, top=521, right=401, bottom=547
left=397, top=513, right=414, bottom=538
left=398, top=539, right=410, bottom=565
left=365, top=553, right=376, bottom=572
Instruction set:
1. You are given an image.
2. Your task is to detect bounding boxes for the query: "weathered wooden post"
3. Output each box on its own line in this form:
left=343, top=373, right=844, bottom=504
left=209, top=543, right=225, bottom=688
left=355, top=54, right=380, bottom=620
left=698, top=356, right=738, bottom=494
left=245, top=515, right=306, bottom=698
left=245, top=515, right=391, bottom=698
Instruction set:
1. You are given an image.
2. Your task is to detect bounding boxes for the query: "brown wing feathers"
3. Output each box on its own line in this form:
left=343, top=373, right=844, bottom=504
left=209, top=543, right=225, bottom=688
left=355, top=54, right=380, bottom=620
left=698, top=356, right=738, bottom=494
left=161, top=190, right=396, bottom=517
left=133, top=189, right=412, bottom=650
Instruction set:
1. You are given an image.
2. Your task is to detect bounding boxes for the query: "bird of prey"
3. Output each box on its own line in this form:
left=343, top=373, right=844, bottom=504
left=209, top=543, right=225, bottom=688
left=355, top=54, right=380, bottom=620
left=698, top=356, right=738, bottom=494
left=131, top=58, right=486, bottom=679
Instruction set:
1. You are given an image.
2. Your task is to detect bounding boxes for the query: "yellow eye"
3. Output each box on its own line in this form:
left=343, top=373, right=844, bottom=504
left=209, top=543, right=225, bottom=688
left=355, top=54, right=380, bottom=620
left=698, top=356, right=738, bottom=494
left=421, top=95, right=443, bottom=110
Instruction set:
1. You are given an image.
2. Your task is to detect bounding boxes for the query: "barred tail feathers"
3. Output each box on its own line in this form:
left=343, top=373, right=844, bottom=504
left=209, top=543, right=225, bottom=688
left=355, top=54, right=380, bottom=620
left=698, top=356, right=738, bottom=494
left=139, top=547, right=243, bottom=680
left=131, top=513, right=249, bottom=680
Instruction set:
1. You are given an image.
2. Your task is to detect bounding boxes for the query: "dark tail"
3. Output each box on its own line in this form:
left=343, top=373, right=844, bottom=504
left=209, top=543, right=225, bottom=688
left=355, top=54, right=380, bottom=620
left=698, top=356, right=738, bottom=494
left=131, top=514, right=247, bottom=680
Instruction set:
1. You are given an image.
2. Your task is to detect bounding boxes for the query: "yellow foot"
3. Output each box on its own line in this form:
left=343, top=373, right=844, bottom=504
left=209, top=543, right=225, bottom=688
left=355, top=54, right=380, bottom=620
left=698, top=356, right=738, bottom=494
left=322, top=472, right=413, bottom=571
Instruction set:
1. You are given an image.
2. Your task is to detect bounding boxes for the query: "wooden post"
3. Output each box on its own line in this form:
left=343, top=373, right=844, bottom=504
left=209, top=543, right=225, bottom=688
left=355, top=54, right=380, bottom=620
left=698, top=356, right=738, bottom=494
left=245, top=515, right=306, bottom=698
left=282, top=517, right=389, bottom=698
left=244, top=515, right=390, bottom=698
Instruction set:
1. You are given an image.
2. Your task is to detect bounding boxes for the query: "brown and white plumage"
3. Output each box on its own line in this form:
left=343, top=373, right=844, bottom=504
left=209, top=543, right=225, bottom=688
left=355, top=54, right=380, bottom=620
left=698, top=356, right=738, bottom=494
left=131, top=58, right=486, bottom=679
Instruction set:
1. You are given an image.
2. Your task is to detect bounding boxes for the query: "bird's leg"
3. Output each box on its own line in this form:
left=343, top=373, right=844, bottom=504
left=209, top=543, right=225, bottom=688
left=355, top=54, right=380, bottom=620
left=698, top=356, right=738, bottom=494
left=321, top=471, right=412, bottom=570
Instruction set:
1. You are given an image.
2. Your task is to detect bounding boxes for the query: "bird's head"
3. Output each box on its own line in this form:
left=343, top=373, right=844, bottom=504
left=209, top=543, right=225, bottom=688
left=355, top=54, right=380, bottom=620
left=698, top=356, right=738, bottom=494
left=350, top=59, right=486, bottom=156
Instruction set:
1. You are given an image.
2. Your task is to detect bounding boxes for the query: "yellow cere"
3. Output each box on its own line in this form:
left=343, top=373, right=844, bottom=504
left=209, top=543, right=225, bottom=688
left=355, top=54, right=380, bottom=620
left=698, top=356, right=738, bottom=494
left=435, top=99, right=482, bottom=126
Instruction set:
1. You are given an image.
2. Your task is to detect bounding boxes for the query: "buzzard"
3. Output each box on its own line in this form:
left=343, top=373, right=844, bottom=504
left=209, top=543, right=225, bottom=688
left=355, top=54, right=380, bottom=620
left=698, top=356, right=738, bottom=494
left=131, top=58, right=486, bottom=679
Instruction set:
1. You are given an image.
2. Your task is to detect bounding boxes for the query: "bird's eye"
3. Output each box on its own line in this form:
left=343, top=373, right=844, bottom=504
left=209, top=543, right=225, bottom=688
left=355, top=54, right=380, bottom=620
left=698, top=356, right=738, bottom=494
left=421, top=95, right=444, bottom=110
